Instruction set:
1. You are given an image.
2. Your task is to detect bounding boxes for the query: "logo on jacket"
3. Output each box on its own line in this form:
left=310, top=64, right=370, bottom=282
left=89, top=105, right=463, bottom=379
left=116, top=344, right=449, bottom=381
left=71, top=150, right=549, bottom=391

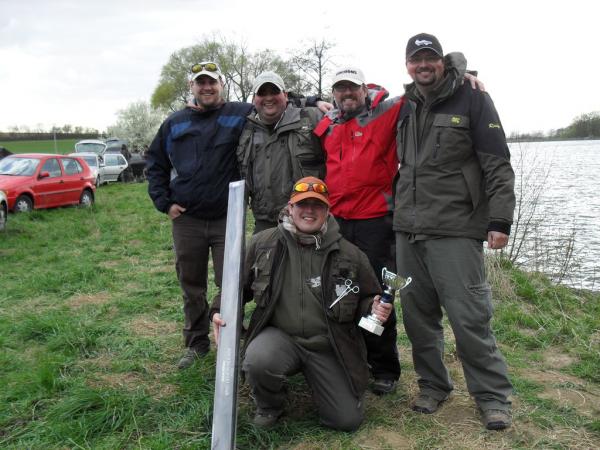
left=488, top=123, right=501, bottom=129
left=451, top=116, right=461, bottom=124
left=308, top=276, right=321, bottom=288
left=415, top=39, right=433, bottom=46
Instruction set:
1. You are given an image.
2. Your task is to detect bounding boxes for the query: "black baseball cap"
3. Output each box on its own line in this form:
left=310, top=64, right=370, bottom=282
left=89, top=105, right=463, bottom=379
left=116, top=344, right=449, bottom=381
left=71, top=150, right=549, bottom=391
left=406, top=33, right=444, bottom=59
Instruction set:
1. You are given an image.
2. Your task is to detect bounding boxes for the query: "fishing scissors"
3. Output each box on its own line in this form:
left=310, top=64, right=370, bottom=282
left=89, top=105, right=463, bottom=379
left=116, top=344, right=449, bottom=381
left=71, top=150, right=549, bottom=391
left=329, top=279, right=359, bottom=309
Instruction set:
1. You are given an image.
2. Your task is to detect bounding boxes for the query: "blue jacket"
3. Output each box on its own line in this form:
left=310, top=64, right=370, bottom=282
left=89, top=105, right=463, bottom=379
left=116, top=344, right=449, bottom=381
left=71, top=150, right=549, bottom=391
left=146, top=102, right=253, bottom=219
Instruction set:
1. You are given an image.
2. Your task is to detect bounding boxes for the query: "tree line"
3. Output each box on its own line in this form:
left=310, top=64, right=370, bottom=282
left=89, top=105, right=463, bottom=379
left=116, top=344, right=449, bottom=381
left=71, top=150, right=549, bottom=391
left=509, top=111, right=600, bottom=141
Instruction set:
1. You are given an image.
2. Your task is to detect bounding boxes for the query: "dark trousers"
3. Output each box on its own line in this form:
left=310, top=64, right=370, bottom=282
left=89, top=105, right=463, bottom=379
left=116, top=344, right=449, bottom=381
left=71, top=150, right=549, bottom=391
left=172, top=214, right=226, bottom=350
left=396, top=234, right=512, bottom=410
left=253, top=219, right=277, bottom=234
left=336, top=215, right=400, bottom=381
left=243, top=327, right=364, bottom=431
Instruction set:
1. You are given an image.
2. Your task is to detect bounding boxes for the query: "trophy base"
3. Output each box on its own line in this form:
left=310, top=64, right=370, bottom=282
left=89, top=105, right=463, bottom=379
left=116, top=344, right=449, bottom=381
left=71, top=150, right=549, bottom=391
left=359, top=315, right=384, bottom=336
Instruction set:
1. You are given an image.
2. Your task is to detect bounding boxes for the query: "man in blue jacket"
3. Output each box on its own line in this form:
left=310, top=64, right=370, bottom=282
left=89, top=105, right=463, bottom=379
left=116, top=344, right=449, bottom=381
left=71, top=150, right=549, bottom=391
left=146, top=61, right=254, bottom=369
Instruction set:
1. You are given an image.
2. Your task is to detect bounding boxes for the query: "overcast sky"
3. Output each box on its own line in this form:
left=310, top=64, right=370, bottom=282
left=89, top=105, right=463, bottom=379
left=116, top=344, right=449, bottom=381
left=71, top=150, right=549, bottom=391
left=1, top=0, right=597, bottom=135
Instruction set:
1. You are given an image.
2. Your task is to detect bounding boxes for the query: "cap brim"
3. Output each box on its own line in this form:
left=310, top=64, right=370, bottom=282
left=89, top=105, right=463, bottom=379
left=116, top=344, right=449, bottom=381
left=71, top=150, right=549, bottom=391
left=407, top=47, right=443, bottom=58
left=289, top=191, right=330, bottom=207
left=333, top=78, right=363, bottom=87
left=253, top=81, right=284, bottom=94
left=192, top=71, right=221, bottom=81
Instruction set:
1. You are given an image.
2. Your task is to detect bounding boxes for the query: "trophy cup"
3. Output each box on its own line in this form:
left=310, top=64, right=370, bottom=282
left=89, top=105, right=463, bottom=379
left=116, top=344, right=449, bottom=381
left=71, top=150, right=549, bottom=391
left=359, top=268, right=411, bottom=336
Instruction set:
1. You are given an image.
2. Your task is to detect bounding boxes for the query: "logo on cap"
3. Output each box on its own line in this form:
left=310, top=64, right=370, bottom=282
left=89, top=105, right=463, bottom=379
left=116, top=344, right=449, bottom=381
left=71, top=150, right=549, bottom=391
left=415, top=39, right=433, bottom=46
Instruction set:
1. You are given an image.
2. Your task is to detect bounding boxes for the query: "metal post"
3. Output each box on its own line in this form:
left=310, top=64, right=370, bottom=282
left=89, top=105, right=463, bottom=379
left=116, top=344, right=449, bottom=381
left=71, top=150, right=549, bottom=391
left=211, top=180, right=246, bottom=450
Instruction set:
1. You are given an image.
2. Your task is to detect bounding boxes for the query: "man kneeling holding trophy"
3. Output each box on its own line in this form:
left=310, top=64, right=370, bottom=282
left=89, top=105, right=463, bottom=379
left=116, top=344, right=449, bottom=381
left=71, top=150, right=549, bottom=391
left=211, top=177, right=405, bottom=430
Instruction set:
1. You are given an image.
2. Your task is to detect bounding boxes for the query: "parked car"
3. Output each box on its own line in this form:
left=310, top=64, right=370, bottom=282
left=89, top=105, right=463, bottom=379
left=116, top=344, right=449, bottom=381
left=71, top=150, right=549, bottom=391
left=68, top=152, right=105, bottom=186
left=74, top=139, right=106, bottom=155
left=0, top=153, right=96, bottom=212
left=102, top=153, right=129, bottom=182
left=0, top=147, right=12, bottom=160
left=104, top=138, right=128, bottom=154
left=0, top=189, right=7, bottom=231
left=128, top=151, right=147, bottom=182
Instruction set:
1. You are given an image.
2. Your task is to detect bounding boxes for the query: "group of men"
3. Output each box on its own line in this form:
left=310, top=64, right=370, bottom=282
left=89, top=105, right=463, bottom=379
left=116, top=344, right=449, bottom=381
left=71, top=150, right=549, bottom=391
left=146, top=32, right=515, bottom=432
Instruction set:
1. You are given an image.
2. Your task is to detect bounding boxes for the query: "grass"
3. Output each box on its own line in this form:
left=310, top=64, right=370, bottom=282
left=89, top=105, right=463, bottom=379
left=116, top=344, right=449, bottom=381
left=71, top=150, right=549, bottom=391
left=0, top=139, right=79, bottom=154
left=1, top=182, right=599, bottom=449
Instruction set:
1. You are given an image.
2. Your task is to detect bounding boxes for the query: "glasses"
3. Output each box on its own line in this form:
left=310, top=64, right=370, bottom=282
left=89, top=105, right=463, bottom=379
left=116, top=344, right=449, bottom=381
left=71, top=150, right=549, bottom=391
left=293, top=182, right=328, bottom=194
left=333, top=83, right=362, bottom=93
left=407, top=55, right=442, bottom=64
left=191, top=62, right=220, bottom=74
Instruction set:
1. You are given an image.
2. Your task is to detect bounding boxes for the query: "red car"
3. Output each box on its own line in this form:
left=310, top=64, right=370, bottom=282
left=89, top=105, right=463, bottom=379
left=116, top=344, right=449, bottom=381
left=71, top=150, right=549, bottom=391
left=0, top=153, right=96, bottom=212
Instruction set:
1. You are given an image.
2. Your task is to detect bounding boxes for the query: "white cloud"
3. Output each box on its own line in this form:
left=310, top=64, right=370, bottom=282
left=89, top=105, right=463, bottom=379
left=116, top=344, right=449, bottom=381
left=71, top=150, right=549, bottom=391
left=0, top=0, right=598, bottom=134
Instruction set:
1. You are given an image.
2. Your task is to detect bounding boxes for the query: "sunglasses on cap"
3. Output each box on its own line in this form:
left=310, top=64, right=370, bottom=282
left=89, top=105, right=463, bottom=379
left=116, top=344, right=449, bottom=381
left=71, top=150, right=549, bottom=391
left=293, top=181, right=328, bottom=194
left=191, top=62, right=220, bottom=73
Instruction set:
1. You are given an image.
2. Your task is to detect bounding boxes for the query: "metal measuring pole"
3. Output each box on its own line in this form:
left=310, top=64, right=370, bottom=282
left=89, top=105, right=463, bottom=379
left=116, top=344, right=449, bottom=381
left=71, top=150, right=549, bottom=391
left=211, top=180, right=246, bottom=450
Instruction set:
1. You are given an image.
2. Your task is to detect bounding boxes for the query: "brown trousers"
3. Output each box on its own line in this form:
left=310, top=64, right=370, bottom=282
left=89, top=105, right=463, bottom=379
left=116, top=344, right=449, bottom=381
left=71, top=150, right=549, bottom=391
left=172, top=214, right=226, bottom=350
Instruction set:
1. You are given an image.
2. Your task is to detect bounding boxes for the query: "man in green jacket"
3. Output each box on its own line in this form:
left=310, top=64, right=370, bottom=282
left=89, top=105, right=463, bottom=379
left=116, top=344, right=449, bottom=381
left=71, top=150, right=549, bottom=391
left=211, top=176, right=391, bottom=430
left=236, top=71, right=325, bottom=232
left=393, top=33, right=515, bottom=430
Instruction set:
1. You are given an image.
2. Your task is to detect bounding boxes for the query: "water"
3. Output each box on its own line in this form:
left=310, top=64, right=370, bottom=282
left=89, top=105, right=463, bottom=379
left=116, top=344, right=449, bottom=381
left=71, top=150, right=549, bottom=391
left=506, top=140, right=600, bottom=291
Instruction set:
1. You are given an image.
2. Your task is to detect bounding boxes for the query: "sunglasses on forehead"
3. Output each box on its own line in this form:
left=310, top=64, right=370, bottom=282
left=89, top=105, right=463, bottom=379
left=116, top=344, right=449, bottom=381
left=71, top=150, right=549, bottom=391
left=191, top=62, right=220, bottom=74
left=293, top=182, right=328, bottom=194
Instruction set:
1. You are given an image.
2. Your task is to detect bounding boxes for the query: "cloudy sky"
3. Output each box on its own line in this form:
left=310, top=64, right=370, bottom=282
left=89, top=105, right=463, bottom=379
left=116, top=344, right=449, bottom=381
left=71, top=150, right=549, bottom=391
left=0, top=0, right=597, bottom=135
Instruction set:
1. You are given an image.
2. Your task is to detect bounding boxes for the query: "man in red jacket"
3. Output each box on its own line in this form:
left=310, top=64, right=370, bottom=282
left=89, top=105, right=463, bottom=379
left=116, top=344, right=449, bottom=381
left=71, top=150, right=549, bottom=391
left=314, top=67, right=405, bottom=394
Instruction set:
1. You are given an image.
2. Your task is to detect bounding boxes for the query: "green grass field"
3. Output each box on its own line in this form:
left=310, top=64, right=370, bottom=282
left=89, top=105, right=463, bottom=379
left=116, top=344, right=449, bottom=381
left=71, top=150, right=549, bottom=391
left=0, top=139, right=79, bottom=155
left=0, top=182, right=599, bottom=449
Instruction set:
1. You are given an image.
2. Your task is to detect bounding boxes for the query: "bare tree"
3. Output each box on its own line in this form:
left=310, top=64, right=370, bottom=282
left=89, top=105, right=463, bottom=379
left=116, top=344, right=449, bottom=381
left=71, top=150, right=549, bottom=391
left=288, top=38, right=336, bottom=98
left=151, top=36, right=337, bottom=111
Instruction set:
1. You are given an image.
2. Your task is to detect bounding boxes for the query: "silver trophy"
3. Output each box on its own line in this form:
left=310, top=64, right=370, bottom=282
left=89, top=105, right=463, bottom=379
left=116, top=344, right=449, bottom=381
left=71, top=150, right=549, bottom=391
left=359, top=268, right=412, bottom=336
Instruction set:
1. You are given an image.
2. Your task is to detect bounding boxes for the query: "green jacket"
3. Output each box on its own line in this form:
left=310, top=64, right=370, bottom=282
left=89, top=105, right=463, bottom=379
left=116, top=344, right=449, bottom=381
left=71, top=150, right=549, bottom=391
left=211, top=216, right=381, bottom=397
left=236, top=104, right=325, bottom=223
left=393, top=60, right=515, bottom=240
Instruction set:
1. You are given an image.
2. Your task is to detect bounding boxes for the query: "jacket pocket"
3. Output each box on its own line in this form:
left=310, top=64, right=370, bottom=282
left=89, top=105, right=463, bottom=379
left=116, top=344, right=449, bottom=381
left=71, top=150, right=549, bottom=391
left=250, top=248, right=273, bottom=306
left=169, top=130, right=201, bottom=178
left=328, top=276, right=361, bottom=323
left=460, top=157, right=483, bottom=210
left=431, top=114, right=472, bottom=165
left=327, top=257, right=360, bottom=323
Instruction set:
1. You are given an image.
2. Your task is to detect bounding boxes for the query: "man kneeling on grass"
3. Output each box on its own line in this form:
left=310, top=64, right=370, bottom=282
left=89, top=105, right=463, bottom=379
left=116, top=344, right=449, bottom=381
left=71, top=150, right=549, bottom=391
left=210, top=176, right=391, bottom=430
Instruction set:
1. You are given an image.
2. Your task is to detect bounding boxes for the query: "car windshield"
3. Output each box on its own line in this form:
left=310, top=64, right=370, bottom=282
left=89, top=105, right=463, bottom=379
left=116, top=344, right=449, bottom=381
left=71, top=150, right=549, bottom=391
left=81, top=156, right=98, bottom=167
left=75, top=143, right=106, bottom=154
left=0, top=156, right=40, bottom=176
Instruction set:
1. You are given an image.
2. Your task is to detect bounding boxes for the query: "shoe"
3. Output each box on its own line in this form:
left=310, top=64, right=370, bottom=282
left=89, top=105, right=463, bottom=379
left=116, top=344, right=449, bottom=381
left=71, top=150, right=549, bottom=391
left=253, top=409, right=283, bottom=428
left=411, top=393, right=446, bottom=414
left=177, top=347, right=209, bottom=369
left=371, top=379, right=396, bottom=395
left=481, top=409, right=512, bottom=430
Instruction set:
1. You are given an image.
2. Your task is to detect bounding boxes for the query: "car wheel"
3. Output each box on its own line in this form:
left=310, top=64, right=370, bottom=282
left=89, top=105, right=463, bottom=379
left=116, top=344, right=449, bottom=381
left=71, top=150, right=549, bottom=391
left=15, top=195, right=33, bottom=212
left=79, top=189, right=94, bottom=207
left=0, top=205, right=6, bottom=231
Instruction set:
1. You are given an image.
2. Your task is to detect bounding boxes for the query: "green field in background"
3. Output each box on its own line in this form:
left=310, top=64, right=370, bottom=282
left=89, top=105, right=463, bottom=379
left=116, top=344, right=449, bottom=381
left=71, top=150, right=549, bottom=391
left=0, top=139, right=79, bottom=155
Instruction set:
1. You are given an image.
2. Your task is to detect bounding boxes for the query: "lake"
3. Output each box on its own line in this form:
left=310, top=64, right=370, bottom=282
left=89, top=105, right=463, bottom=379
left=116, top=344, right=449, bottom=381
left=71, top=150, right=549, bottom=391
left=506, top=140, right=599, bottom=291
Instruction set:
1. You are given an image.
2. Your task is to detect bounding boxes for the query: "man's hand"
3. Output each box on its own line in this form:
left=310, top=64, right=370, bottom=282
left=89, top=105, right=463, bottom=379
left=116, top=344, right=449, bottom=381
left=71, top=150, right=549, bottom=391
left=487, top=231, right=509, bottom=250
left=168, top=203, right=186, bottom=220
left=212, top=313, right=226, bottom=346
left=371, top=295, right=393, bottom=323
left=464, top=73, right=485, bottom=92
left=316, top=100, right=334, bottom=113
